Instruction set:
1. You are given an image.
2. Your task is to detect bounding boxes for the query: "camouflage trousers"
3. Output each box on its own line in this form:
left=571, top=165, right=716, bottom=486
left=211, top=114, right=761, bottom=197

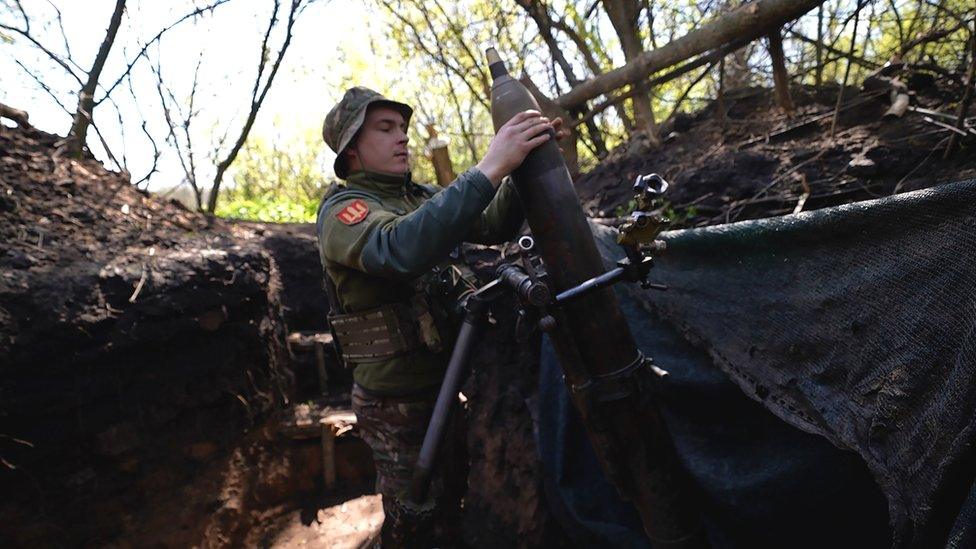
left=351, top=383, right=468, bottom=548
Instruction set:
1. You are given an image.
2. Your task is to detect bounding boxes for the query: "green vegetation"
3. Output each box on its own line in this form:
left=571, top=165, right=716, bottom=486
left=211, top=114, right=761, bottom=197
left=215, top=128, right=327, bottom=222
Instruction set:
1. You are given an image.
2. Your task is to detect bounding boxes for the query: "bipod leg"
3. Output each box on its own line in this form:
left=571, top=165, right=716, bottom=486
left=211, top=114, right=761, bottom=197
left=408, top=297, right=488, bottom=504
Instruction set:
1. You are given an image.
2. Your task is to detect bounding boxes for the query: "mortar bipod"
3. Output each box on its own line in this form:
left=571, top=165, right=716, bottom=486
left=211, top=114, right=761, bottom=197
left=407, top=261, right=550, bottom=505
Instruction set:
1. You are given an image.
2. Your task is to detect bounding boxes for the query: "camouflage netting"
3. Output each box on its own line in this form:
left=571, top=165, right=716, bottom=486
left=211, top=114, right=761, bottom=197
left=609, top=178, right=976, bottom=546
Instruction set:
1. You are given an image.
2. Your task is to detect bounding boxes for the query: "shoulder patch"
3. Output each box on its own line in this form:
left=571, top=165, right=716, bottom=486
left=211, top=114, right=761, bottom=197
left=335, top=199, right=370, bottom=225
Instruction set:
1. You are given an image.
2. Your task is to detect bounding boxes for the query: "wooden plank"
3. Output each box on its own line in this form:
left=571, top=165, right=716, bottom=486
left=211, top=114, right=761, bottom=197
left=278, top=396, right=353, bottom=440
left=286, top=331, right=334, bottom=352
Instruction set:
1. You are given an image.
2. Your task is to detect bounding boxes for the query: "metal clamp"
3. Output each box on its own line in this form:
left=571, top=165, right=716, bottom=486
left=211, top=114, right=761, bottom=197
left=570, top=351, right=668, bottom=405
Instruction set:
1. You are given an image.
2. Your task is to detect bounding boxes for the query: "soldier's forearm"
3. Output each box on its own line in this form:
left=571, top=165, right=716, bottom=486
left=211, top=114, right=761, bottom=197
left=360, top=168, right=496, bottom=278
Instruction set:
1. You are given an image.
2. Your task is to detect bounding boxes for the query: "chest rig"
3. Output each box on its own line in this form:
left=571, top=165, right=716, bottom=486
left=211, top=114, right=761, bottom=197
left=317, top=184, right=478, bottom=367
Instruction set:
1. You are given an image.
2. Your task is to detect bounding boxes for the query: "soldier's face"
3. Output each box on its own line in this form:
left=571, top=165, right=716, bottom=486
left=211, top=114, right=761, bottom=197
left=347, top=106, right=410, bottom=175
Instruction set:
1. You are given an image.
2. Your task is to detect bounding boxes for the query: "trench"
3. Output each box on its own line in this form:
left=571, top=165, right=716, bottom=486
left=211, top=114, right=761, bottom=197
left=0, top=178, right=558, bottom=547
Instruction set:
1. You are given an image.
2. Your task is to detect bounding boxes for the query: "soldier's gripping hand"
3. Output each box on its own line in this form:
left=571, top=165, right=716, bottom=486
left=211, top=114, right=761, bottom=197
left=476, top=110, right=552, bottom=187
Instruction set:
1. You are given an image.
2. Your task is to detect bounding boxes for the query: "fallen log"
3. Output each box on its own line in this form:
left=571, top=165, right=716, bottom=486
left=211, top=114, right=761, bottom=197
left=0, top=102, right=30, bottom=128
left=556, top=0, right=825, bottom=110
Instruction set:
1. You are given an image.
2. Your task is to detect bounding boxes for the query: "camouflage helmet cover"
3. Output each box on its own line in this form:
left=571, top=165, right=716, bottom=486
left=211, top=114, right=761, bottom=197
left=323, top=86, right=413, bottom=179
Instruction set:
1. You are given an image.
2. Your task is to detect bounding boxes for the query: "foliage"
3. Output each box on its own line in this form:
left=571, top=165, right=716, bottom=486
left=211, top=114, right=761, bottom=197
left=215, top=127, right=327, bottom=222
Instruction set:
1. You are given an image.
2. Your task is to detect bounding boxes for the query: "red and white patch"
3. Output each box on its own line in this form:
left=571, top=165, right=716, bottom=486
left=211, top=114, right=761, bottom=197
left=336, top=199, right=370, bottom=225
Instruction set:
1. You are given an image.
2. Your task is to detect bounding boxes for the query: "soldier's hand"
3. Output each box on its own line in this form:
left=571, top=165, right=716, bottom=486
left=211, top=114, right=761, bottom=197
left=476, top=110, right=551, bottom=187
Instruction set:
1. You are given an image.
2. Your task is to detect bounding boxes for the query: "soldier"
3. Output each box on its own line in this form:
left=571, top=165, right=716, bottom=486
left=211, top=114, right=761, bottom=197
left=317, top=86, right=560, bottom=546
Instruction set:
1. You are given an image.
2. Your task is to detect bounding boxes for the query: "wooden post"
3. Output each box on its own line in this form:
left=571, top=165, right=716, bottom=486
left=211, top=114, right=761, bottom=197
left=322, top=422, right=336, bottom=490
left=426, top=125, right=456, bottom=186
left=314, top=341, right=329, bottom=396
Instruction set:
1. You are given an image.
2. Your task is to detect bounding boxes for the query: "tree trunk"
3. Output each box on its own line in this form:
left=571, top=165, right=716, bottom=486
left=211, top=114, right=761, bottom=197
left=602, top=0, right=659, bottom=143
left=66, top=0, right=126, bottom=157
left=944, top=30, right=976, bottom=159
left=557, top=0, right=825, bottom=110
left=520, top=74, right=580, bottom=177
left=815, top=4, right=824, bottom=87
left=767, top=29, right=795, bottom=115
left=717, top=56, right=728, bottom=126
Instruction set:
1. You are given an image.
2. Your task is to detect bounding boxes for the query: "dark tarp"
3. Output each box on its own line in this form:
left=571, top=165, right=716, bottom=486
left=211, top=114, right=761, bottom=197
left=534, top=179, right=976, bottom=548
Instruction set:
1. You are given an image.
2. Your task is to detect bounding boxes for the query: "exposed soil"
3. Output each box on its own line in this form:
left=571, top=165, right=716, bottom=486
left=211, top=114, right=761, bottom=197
left=0, top=125, right=298, bottom=546
left=259, top=494, right=383, bottom=548
left=577, top=72, right=974, bottom=227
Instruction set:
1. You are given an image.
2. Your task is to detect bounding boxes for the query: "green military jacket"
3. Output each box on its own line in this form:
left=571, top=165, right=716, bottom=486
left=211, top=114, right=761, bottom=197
left=316, top=168, right=523, bottom=394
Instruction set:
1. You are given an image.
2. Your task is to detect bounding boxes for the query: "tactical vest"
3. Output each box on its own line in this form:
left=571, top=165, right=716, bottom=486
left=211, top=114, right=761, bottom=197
left=316, top=185, right=476, bottom=366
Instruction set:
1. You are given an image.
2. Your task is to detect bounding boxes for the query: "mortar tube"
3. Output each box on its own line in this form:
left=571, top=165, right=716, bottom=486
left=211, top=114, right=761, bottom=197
left=486, top=46, right=705, bottom=548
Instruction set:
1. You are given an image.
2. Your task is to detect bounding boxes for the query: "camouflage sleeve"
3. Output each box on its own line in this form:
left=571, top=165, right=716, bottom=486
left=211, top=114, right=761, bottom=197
left=464, top=176, right=524, bottom=245
left=319, top=168, right=496, bottom=279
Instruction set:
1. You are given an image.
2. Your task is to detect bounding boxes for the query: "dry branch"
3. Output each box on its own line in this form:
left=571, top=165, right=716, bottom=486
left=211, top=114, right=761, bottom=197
left=898, top=21, right=966, bottom=58
left=207, top=0, right=305, bottom=213
left=0, top=102, right=31, bottom=127
left=95, top=0, right=234, bottom=107
left=0, top=2, right=83, bottom=85
left=787, top=29, right=881, bottom=70
left=830, top=0, right=864, bottom=137
left=65, top=0, right=126, bottom=157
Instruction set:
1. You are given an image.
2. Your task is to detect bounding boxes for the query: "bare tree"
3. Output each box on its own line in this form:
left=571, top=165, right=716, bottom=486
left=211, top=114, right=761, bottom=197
left=207, top=0, right=310, bottom=213
left=65, top=0, right=126, bottom=157
left=1, top=0, right=233, bottom=161
left=154, top=52, right=206, bottom=210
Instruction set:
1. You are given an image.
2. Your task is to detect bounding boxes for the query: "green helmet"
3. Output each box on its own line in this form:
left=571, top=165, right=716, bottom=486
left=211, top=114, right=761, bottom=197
left=323, top=86, right=413, bottom=179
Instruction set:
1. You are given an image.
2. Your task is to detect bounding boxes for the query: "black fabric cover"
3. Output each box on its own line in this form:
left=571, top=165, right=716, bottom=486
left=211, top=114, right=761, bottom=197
left=535, top=179, right=976, bottom=547
left=536, top=302, right=892, bottom=548
left=635, top=179, right=976, bottom=547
